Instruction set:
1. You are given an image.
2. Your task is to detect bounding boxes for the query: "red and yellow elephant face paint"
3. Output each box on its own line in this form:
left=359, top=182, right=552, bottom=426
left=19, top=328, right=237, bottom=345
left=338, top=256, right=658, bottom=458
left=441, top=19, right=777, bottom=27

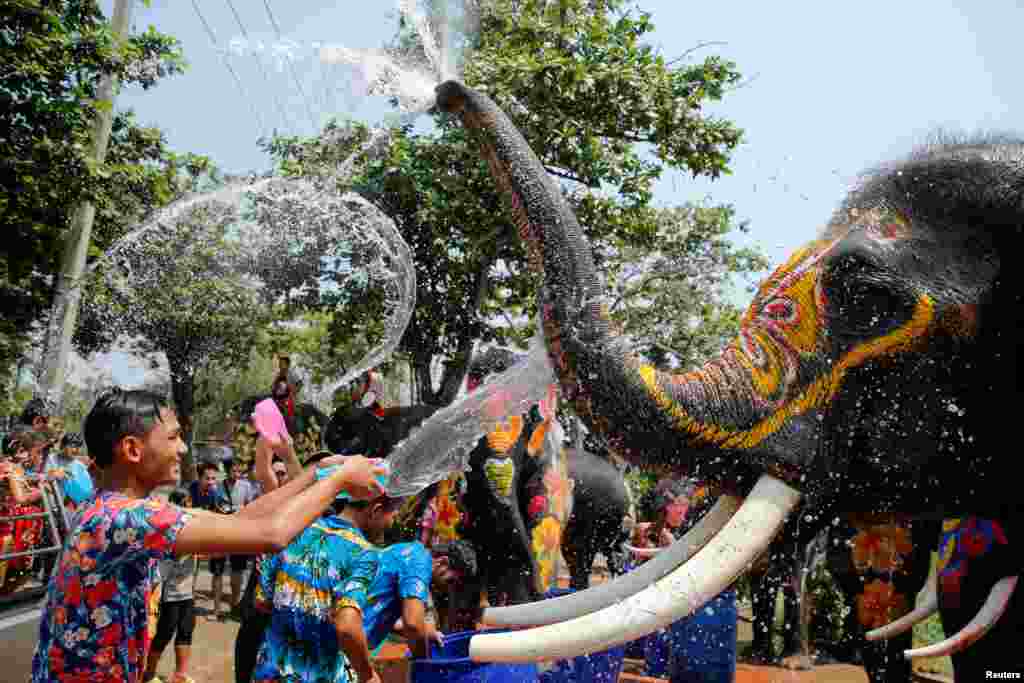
left=638, top=210, right=940, bottom=451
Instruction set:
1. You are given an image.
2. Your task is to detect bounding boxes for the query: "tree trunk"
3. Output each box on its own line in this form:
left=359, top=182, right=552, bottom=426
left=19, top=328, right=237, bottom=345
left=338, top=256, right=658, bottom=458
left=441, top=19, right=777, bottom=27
left=168, top=357, right=197, bottom=482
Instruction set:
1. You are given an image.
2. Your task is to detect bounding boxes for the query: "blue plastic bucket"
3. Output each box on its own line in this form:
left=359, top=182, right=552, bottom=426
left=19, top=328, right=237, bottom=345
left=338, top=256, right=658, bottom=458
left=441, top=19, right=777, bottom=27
left=410, top=630, right=539, bottom=683
left=538, top=588, right=627, bottom=683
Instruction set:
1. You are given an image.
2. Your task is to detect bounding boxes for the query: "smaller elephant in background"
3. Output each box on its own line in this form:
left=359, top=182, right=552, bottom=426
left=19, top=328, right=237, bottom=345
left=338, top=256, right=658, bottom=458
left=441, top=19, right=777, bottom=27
left=559, top=448, right=630, bottom=590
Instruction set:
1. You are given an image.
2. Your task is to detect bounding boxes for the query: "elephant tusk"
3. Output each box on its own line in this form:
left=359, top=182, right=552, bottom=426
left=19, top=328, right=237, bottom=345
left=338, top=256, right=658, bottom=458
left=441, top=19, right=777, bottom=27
left=624, top=543, right=663, bottom=558
left=866, top=584, right=938, bottom=641
left=469, top=475, right=800, bottom=662
left=481, top=495, right=741, bottom=627
left=903, top=575, right=1018, bottom=659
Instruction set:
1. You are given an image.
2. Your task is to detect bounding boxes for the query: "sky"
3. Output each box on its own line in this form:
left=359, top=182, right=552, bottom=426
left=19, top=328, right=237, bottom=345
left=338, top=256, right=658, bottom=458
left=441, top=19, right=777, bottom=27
left=91, top=0, right=1023, bottom=385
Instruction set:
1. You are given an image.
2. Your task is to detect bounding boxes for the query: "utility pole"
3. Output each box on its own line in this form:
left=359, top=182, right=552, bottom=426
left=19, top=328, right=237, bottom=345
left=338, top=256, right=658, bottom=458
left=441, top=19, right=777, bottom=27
left=38, top=0, right=133, bottom=408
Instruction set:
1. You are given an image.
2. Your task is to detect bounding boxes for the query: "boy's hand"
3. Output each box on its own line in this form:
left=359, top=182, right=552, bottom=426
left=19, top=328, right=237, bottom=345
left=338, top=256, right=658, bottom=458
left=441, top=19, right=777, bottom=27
left=335, top=456, right=388, bottom=501
left=427, top=625, right=445, bottom=646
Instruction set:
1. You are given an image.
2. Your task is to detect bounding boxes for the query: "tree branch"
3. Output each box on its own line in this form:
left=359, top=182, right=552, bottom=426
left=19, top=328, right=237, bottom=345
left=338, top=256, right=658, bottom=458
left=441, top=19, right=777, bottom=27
left=544, top=165, right=591, bottom=186
left=610, top=270, right=678, bottom=312
left=667, top=41, right=729, bottom=66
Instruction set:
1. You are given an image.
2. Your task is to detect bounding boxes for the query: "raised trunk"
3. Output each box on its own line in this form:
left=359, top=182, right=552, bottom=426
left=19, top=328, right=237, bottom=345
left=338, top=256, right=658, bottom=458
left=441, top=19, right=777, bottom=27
left=436, top=82, right=805, bottom=489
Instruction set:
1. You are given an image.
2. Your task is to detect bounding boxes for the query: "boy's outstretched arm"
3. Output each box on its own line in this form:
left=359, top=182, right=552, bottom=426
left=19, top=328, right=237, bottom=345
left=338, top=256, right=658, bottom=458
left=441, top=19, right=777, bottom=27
left=174, top=455, right=385, bottom=557
left=397, top=598, right=443, bottom=659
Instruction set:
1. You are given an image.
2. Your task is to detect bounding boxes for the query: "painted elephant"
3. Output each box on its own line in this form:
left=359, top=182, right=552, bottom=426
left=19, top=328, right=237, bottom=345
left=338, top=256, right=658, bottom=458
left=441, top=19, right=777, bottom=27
left=560, top=447, right=629, bottom=591
left=231, top=394, right=328, bottom=465
left=324, top=402, right=439, bottom=458
left=434, top=81, right=1022, bottom=680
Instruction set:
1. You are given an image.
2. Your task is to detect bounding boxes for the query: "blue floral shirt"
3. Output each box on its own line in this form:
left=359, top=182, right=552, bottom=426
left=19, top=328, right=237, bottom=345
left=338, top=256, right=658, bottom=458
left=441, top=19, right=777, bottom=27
left=253, top=516, right=379, bottom=683
left=362, top=542, right=433, bottom=650
left=31, top=491, right=191, bottom=683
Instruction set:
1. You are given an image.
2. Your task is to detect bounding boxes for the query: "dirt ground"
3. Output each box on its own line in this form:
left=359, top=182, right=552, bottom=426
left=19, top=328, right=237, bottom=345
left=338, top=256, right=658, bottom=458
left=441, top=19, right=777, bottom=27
left=146, top=568, right=899, bottom=683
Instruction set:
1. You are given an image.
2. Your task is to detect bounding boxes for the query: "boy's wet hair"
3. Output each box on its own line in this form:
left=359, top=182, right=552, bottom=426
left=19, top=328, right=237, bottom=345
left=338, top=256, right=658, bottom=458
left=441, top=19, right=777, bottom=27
left=169, top=487, right=191, bottom=506
left=84, top=388, right=171, bottom=468
left=433, top=540, right=478, bottom=579
left=61, top=432, right=85, bottom=450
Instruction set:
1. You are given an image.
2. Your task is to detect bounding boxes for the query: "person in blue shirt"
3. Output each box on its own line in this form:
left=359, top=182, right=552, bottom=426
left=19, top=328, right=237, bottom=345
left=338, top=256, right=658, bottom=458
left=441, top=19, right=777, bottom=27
left=44, top=432, right=95, bottom=514
left=252, top=481, right=404, bottom=683
left=362, top=540, right=477, bottom=658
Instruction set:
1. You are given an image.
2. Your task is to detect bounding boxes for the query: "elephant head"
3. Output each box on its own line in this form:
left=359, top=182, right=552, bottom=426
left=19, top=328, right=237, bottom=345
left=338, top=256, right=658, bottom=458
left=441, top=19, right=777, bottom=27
left=434, top=81, right=1023, bottom=667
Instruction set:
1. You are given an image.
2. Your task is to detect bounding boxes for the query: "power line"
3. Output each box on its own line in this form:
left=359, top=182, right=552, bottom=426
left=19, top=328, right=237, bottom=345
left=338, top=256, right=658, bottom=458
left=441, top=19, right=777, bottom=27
left=190, top=0, right=268, bottom=137
left=261, top=0, right=319, bottom=134
left=223, top=0, right=295, bottom=135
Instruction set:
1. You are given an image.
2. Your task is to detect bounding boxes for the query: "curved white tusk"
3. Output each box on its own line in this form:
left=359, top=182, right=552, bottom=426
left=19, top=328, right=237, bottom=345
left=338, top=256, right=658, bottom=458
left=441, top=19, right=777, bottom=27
left=481, top=495, right=741, bottom=627
left=866, top=588, right=938, bottom=641
left=624, top=543, right=663, bottom=558
left=469, top=475, right=800, bottom=662
left=904, top=575, right=1018, bottom=659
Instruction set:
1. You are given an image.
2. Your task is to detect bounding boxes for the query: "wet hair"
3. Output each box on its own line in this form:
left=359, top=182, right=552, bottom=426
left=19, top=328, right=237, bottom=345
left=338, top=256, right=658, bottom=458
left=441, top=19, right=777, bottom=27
left=197, top=462, right=220, bottom=478
left=467, top=347, right=522, bottom=380
left=19, top=397, right=55, bottom=426
left=169, top=487, right=191, bottom=506
left=84, top=389, right=171, bottom=469
left=433, top=540, right=478, bottom=580
left=61, top=432, right=85, bottom=450
left=10, top=430, right=49, bottom=452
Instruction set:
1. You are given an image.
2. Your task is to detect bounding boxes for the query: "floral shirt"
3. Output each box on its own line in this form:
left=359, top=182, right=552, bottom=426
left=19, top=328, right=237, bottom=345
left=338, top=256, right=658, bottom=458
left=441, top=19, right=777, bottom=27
left=31, top=491, right=191, bottom=683
left=362, top=542, right=432, bottom=650
left=253, top=516, right=379, bottom=683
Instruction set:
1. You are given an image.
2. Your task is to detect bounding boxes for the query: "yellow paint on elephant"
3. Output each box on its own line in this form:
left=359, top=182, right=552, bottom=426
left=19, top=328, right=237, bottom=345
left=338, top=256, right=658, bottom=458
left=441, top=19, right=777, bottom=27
left=484, top=458, right=516, bottom=499
left=637, top=294, right=935, bottom=449
left=485, top=416, right=523, bottom=454
left=532, top=516, right=562, bottom=591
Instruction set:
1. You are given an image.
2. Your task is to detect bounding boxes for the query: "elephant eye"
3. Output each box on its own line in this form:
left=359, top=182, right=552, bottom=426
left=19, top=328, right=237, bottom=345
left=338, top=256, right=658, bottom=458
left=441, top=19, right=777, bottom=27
left=822, top=253, right=912, bottom=334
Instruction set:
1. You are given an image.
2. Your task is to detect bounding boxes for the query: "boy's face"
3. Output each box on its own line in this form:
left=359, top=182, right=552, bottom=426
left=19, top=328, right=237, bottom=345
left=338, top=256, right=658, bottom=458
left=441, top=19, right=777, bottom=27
left=200, top=468, right=219, bottom=491
left=63, top=445, right=81, bottom=460
left=124, top=407, right=186, bottom=488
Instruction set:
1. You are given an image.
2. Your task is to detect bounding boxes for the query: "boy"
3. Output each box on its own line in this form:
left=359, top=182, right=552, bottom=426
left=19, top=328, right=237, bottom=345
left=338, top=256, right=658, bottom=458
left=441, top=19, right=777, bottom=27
left=362, top=540, right=477, bottom=658
left=252, top=479, right=404, bottom=683
left=143, top=488, right=198, bottom=683
left=31, top=388, right=385, bottom=683
left=44, top=432, right=95, bottom=514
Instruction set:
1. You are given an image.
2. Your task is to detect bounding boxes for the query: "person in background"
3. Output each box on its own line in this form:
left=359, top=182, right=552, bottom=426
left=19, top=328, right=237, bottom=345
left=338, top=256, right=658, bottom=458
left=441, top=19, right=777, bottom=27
left=221, top=458, right=261, bottom=620
left=143, top=487, right=198, bottom=683
left=274, top=356, right=302, bottom=417
left=1, top=431, right=50, bottom=591
left=44, top=432, right=95, bottom=516
left=31, top=387, right=385, bottom=683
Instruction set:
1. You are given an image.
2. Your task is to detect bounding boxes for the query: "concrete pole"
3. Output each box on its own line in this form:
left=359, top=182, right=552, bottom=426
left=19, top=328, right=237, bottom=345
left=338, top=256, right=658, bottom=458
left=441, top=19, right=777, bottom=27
left=38, top=0, right=134, bottom=408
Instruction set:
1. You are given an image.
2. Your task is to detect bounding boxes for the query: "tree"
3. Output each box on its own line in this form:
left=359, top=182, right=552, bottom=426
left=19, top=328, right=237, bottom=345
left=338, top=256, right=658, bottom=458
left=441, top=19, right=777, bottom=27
left=265, top=0, right=760, bottom=406
left=1, top=0, right=202, bottom=388
left=74, top=193, right=276, bottom=478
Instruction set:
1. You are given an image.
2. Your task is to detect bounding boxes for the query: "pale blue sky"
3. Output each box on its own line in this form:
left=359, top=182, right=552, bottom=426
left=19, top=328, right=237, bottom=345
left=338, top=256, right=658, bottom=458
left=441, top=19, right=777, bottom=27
left=94, top=0, right=1022, bottom=384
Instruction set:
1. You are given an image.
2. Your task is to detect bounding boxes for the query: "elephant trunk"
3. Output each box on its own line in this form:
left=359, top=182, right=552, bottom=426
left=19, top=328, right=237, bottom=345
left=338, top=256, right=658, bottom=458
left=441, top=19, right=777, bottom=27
left=435, top=81, right=801, bottom=485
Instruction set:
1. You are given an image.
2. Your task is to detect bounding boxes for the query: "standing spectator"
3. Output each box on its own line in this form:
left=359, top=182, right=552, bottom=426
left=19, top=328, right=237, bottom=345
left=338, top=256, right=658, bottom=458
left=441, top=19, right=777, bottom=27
left=0, top=431, right=49, bottom=592
left=31, top=387, right=386, bottom=683
left=221, top=458, right=261, bottom=619
left=143, top=487, right=198, bottom=683
left=44, top=432, right=95, bottom=516
left=188, top=462, right=241, bottom=621
left=274, top=356, right=302, bottom=417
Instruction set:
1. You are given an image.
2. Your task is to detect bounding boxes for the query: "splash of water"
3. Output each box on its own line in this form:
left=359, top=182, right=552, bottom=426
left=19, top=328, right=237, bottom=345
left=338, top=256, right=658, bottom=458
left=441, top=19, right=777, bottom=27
left=386, top=322, right=558, bottom=497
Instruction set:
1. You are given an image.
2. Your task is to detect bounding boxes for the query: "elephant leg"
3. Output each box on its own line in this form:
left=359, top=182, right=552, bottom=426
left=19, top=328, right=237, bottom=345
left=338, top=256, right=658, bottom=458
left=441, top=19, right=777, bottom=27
left=859, top=630, right=914, bottom=683
left=779, top=573, right=802, bottom=658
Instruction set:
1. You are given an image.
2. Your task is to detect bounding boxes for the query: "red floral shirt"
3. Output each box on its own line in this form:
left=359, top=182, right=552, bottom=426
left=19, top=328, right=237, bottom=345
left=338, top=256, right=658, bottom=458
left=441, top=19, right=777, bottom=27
left=31, top=491, right=190, bottom=683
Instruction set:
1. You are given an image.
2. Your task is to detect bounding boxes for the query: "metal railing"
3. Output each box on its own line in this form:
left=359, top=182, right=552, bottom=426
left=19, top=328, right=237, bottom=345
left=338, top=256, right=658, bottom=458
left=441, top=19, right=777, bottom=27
left=0, top=474, right=65, bottom=566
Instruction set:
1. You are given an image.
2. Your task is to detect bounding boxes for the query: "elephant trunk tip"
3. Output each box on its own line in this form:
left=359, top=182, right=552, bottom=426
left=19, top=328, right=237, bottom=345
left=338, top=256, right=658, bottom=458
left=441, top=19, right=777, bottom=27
left=434, top=80, right=469, bottom=115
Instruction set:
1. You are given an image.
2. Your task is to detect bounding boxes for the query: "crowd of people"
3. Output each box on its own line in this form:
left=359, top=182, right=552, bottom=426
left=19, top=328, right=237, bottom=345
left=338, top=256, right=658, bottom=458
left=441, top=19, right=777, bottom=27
left=14, top=361, right=482, bottom=683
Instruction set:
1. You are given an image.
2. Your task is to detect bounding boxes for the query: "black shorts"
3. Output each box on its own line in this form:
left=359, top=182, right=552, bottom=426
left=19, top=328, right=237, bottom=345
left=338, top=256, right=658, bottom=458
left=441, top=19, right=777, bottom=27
left=152, top=598, right=196, bottom=650
left=209, top=555, right=251, bottom=576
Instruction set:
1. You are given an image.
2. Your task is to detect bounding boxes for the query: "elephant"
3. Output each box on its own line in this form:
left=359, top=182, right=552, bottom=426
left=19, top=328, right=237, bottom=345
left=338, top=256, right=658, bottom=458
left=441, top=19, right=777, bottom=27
left=230, top=394, right=328, bottom=465
left=433, top=81, right=1022, bottom=681
left=560, top=447, right=629, bottom=591
left=324, top=402, right=439, bottom=458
